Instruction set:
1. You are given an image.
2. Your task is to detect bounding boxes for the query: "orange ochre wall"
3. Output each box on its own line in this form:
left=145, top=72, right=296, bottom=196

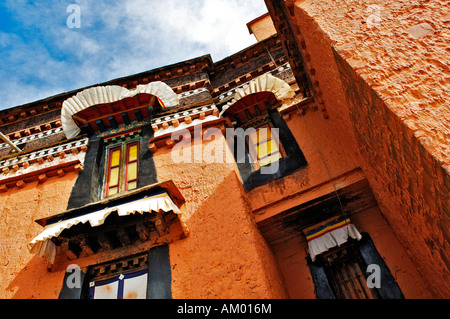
left=287, top=0, right=449, bottom=297
left=0, top=110, right=439, bottom=298
left=246, top=98, right=432, bottom=298
left=0, top=172, right=79, bottom=298
left=152, top=135, right=288, bottom=298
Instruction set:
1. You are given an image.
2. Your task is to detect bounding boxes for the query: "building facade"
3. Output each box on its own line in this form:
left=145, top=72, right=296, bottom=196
left=0, top=1, right=448, bottom=299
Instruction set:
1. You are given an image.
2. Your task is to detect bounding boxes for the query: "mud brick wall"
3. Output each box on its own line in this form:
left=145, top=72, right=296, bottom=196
left=288, top=0, right=449, bottom=297
left=334, top=51, right=449, bottom=297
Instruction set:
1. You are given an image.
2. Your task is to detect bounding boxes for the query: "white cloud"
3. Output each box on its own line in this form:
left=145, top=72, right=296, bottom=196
left=118, top=0, right=266, bottom=60
left=0, top=0, right=268, bottom=110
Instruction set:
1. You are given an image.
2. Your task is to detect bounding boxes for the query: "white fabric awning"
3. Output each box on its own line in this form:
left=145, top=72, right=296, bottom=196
left=61, top=82, right=179, bottom=139
left=234, top=73, right=295, bottom=101
left=220, top=73, right=295, bottom=117
left=29, top=192, right=185, bottom=264
left=305, top=218, right=362, bottom=262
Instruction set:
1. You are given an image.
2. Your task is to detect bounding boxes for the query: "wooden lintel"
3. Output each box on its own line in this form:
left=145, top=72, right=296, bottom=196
left=78, top=236, right=95, bottom=257
left=73, top=95, right=155, bottom=127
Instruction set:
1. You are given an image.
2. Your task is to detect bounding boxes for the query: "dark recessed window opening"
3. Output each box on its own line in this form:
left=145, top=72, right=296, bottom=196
left=223, top=92, right=307, bottom=190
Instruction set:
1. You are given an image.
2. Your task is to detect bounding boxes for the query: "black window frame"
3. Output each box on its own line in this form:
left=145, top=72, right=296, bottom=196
left=66, top=123, right=158, bottom=210
left=232, top=108, right=307, bottom=190
left=307, top=233, right=404, bottom=299
left=59, top=244, right=172, bottom=299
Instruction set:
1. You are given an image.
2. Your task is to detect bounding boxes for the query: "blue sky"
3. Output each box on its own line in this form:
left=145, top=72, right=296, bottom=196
left=0, top=0, right=268, bottom=111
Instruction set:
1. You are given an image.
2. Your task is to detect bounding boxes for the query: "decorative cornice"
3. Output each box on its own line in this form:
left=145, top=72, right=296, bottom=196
left=148, top=117, right=232, bottom=153
left=216, top=62, right=293, bottom=103
left=0, top=137, right=88, bottom=191
left=0, top=126, right=64, bottom=151
left=177, top=87, right=210, bottom=99
left=0, top=102, right=61, bottom=127
left=151, top=104, right=219, bottom=136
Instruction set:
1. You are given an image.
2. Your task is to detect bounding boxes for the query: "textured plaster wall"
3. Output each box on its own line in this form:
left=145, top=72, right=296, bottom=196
left=152, top=134, right=288, bottom=298
left=351, top=206, right=433, bottom=298
left=247, top=107, right=362, bottom=214
left=248, top=15, right=278, bottom=42
left=0, top=172, right=79, bottom=298
left=270, top=205, right=432, bottom=298
left=290, top=0, right=449, bottom=297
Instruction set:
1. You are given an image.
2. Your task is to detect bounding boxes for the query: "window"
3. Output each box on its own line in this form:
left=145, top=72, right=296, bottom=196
left=125, top=142, right=139, bottom=191
left=320, top=241, right=381, bottom=299
left=307, top=234, right=404, bottom=299
left=58, top=245, right=172, bottom=299
left=89, top=268, right=148, bottom=299
left=231, top=110, right=307, bottom=190
left=86, top=253, right=149, bottom=299
left=104, top=138, right=140, bottom=197
left=247, top=123, right=286, bottom=171
left=223, top=91, right=307, bottom=190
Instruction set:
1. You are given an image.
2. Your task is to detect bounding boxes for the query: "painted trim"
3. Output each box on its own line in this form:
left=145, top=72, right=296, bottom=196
left=234, top=110, right=307, bottom=190
left=124, top=141, right=139, bottom=191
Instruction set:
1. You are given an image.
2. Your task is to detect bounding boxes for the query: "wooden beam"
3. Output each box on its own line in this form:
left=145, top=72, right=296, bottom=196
left=136, top=220, right=150, bottom=241
left=60, top=241, right=78, bottom=260
left=73, top=94, right=154, bottom=126
left=155, top=213, right=168, bottom=236
left=97, top=232, right=113, bottom=251
left=79, top=236, right=95, bottom=257
left=117, top=228, right=132, bottom=246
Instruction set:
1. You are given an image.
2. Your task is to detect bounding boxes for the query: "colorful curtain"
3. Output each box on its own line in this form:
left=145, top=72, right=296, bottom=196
left=306, top=218, right=362, bottom=262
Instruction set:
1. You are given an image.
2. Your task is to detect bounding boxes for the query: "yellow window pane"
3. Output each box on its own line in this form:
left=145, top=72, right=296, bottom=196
left=111, top=149, right=121, bottom=167
left=128, top=144, right=138, bottom=162
left=127, top=181, right=137, bottom=190
left=108, top=187, right=118, bottom=196
left=109, top=167, right=120, bottom=186
left=259, top=152, right=281, bottom=167
left=127, top=162, right=137, bottom=181
left=250, top=126, right=272, bottom=144
left=257, top=139, right=279, bottom=159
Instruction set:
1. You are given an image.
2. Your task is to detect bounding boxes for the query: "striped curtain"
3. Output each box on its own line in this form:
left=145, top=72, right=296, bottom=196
left=306, top=218, right=362, bottom=262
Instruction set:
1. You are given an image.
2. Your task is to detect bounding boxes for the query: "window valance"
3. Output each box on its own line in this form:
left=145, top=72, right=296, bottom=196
left=305, top=217, right=362, bottom=262
left=29, top=186, right=188, bottom=264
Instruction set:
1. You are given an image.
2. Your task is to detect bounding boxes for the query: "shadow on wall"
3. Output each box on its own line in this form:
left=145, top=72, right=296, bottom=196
left=148, top=132, right=293, bottom=298
left=167, top=169, right=289, bottom=299
left=7, top=170, right=289, bottom=299
left=7, top=255, right=65, bottom=299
